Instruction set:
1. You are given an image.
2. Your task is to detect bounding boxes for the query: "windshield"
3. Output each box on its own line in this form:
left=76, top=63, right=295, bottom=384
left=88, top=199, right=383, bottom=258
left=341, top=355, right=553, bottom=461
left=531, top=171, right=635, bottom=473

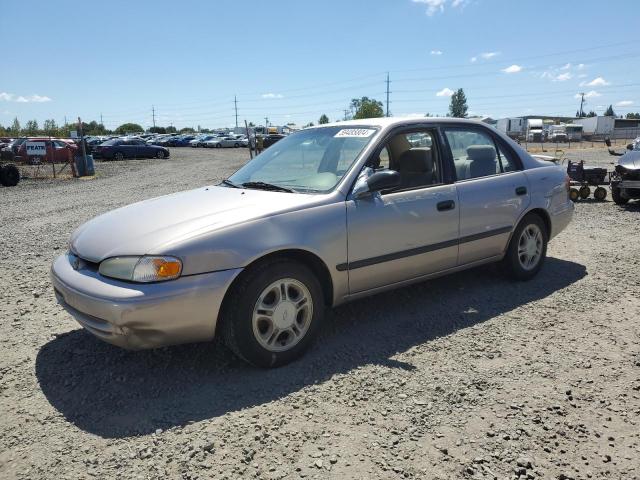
left=228, top=126, right=377, bottom=193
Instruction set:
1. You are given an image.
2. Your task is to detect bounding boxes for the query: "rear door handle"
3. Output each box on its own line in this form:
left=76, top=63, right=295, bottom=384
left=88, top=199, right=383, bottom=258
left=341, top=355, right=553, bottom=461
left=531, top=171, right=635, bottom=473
left=515, top=186, right=527, bottom=195
left=437, top=200, right=455, bottom=211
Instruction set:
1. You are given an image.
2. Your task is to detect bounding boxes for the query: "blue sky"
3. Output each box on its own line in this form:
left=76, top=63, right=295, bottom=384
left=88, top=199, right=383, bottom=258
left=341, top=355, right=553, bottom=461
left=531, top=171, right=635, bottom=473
left=1, top=0, right=638, bottom=130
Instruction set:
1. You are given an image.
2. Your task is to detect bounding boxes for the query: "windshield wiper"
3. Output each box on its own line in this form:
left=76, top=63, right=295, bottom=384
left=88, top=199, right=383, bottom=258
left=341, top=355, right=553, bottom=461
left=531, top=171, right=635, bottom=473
left=220, top=179, right=240, bottom=188
left=241, top=181, right=296, bottom=193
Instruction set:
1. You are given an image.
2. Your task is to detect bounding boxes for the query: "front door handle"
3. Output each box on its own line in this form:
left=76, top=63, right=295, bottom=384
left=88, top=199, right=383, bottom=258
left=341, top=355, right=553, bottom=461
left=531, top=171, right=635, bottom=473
left=437, top=200, right=455, bottom=211
left=515, top=186, right=527, bottom=195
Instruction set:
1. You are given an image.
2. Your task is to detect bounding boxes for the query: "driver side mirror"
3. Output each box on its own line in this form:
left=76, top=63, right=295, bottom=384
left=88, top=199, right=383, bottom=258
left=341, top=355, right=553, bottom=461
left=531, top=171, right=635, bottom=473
left=355, top=170, right=401, bottom=198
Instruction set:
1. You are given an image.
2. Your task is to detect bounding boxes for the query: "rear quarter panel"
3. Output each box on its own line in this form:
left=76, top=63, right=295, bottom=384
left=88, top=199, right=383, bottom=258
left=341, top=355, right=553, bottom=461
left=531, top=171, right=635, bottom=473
left=523, top=164, right=573, bottom=239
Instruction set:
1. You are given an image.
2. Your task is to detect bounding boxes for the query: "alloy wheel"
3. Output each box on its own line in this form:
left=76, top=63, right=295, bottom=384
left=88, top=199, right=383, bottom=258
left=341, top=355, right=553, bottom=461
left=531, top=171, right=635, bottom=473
left=252, top=278, right=313, bottom=353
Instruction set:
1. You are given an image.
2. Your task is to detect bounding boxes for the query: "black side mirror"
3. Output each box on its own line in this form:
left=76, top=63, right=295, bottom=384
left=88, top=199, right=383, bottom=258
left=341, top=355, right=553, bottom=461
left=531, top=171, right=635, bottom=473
left=627, top=144, right=633, bottom=150
left=366, top=170, right=401, bottom=193
left=604, top=137, right=611, bottom=147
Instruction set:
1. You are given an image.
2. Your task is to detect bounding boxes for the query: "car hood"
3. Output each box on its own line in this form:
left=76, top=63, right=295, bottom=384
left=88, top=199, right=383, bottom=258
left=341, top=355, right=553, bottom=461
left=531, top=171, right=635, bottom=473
left=70, top=186, right=323, bottom=262
left=619, top=150, right=640, bottom=170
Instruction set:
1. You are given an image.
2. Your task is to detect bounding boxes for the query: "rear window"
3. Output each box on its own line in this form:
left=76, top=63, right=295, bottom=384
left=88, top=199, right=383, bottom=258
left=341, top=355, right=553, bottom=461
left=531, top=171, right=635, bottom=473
left=101, top=139, right=121, bottom=146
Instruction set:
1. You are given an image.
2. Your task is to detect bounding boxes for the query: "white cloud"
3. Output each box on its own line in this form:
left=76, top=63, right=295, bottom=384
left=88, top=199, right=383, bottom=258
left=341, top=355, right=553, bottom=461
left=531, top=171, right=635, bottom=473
left=581, top=77, right=610, bottom=87
left=436, top=87, right=455, bottom=97
left=502, top=64, right=522, bottom=74
left=471, top=51, right=500, bottom=63
left=412, top=0, right=468, bottom=16
left=0, top=92, right=51, bottom=103
left=555, top=72, right=572, bottom=82
left=616, top=100, right=634, bottom=107
left=261, top=93, right=283, bottom=99
left=560, top=63, right=571, bottom=70
left=430, top=49, right=443, bottom=55
left=575, top=90, right=601, bottom=99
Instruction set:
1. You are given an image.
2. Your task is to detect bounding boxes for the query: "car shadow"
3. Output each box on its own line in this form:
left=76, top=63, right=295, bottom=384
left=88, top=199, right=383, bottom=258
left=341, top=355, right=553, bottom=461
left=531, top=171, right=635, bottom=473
left=36, top=257, right=586, bottom=438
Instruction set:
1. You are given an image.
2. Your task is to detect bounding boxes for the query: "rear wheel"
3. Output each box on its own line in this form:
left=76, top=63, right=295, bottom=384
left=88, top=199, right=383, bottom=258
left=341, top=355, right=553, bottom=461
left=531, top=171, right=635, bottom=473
left=113, top=152, right=124, bottom=161
left=216, top=143, right=222, bottom=148
left=503, top=213, right=547, bottom=281
left=611, top=185, right=629, bottom=205
left=593, top=186, right=607, bottom=201
left=221, top=259, right=324, bottom=368
left=0, top=164, right=20, bottom=187
left=234, top=143, right=240, bottom=148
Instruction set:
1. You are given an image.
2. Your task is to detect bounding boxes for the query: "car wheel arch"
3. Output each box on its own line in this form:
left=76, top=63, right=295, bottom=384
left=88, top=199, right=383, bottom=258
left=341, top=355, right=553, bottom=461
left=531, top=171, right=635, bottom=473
left=217, top=249, right=334, bottom=329
left=505, top=208, right=551, bottom=254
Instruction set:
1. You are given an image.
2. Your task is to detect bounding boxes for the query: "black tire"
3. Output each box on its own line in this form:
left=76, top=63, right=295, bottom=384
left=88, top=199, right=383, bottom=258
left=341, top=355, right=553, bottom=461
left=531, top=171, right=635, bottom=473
left=234, top=143, right=240, bottom=148
left=593, top=187, right=607, bottom=201
left=579, top=186, right=591, bottom=199
left=0, top=164, right=20, bottom=187
left=156, top=150, right=165, bottom=159
left=113, top=152, right=124, bottom=161
left=611, top=185, right=628, bottom=205
left=221, top=259, right=324, bottom=368
left=502, top=213, right=548, bottom=281
left=215, top=143, right=222, bottom=148
left=569, top=188, right=579, bottom=202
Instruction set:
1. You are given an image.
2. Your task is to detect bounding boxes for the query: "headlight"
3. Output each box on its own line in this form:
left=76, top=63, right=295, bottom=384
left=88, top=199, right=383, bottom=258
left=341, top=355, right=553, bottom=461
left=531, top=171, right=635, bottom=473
left=98, top=256, right=182, bottom=282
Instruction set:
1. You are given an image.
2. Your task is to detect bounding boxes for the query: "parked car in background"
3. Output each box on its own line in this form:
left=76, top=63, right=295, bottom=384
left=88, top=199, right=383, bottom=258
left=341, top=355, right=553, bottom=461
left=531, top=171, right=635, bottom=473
left=166, top=135, right=196, bottom=147
left=204, top=136, right=244, bottom=148
left=51, top=117, right=573, bottom=367
left=93, top=138, right=170, bottom=160
left=263, top=133, right=286, bottom=148
left=190, top=135, right=218, bottom=147
left=16, top=138, right=78, bottom=163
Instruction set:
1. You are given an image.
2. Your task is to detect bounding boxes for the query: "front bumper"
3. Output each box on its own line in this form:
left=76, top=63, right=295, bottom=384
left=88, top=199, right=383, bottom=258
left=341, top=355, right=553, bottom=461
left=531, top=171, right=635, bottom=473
left=50, top=253, right=242, bottom=350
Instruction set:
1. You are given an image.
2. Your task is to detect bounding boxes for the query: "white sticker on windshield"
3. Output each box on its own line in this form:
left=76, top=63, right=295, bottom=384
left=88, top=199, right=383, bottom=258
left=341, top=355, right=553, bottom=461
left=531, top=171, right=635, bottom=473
left=334, top=128, right=376, bottom=138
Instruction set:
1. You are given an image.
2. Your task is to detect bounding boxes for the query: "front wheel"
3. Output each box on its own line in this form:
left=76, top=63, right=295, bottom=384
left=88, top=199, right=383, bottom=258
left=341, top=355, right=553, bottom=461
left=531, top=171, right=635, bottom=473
left=113, top=152, right=124, bottom=161
left=611, top=185, right=628, bottom=205
left=221, top=259, right=324, bottom=368
left=156, top=150, right=165, bottom=159
left=216, top=143, right=222, bottom=148
left=503, top=213, right=547, bottom=281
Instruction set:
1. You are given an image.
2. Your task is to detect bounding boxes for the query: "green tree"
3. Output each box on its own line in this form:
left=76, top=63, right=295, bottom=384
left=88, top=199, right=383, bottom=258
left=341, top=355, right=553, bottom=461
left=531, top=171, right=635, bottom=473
left=149, top=126, right=166, bottom=134
left=10, top=117, right=21, bottom=134
left=11, top=117, right=21, bottom=134
left=115, top=123, right=144, bottom=134
left=586, top=110, right=597, bottom=117
left=318, top=114, right=329, bottom=124
left=179, top=127, right=195, bottom=133
left=248, top=122, right=255, bottom=127
left=604, top=105, right=615, bottom=117
left=448, top=88, right=468, bottom=118
left=626, top=112, right=640, bottom=119
left=24, top=119, right=39, bottom=135
left=166, top=126, right=177, bottom=133
left=42, top=119, right=58, bottom=135
left=350, top=97, right=384, bottom=119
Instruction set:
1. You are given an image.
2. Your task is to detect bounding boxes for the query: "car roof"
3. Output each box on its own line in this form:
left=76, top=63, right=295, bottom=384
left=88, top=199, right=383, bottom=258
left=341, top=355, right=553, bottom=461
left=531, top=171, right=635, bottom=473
left=320, top=116, right=488, bottom=129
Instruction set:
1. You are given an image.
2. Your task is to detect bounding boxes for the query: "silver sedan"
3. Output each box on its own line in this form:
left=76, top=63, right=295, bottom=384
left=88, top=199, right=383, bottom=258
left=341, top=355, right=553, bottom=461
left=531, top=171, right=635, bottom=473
left=51, top=118, right=573, bottom=367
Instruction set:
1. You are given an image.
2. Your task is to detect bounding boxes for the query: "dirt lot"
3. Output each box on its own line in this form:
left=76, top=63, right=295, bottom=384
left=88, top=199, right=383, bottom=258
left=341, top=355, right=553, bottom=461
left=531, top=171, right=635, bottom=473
left=1, top=146, right=639, bottom=480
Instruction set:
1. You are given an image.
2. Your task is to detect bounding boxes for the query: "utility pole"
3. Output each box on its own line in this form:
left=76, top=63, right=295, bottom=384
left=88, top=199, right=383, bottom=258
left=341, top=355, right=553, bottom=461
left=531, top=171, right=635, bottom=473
left=64, top=116, right=67, bottom=126
left=385, top=72, right=391, bottom=117
left=234, top=95, right=238, bottom=128
left=264, top=116, right=269, bottom=129
left=152, top=105, right=156, bottom=128
left=343, top=109, right=350, bottom=121
left=578, top=93, right=585, bottom=117
left=100, top=113, right=103, bottom=126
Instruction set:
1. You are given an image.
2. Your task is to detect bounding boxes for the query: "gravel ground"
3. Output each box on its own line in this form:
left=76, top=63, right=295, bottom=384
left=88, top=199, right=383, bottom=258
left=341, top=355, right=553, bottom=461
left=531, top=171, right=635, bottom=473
left=1, top=146, right=639, bottom=480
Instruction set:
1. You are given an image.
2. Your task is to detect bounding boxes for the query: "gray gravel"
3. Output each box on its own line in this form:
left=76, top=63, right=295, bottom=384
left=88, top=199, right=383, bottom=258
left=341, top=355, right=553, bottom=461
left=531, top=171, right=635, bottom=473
left=1, top=146, right=639, bottom=480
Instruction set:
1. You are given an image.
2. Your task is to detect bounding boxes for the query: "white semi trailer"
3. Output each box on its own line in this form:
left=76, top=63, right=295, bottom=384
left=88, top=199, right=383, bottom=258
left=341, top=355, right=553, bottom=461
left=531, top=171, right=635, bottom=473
left=496, top=117, right=526, bottom=139
left=526, top=119, right=544, bottom=142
